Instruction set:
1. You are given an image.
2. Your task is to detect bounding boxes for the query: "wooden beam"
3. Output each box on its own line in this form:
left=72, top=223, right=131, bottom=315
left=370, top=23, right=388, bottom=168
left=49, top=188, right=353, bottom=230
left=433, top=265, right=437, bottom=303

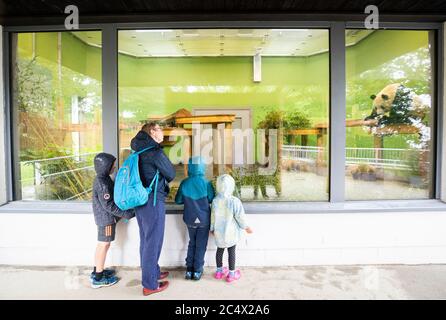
left=162, top=127, right=192, bottom=136
left=373, top=125, right=420, bottom=135
left=286, top=129, right=321, bottom=135
left=175, top=114, right=236, bottom=124
left=315, top=119, right=378, bottom=129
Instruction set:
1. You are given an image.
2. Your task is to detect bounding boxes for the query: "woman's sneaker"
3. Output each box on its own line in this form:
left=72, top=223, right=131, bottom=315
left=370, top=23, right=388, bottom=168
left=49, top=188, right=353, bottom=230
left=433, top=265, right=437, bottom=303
left=185, top=271, right=193, bottom=280
left=90, top=269, right=116, bottom=282
left=91, top=275, right=119, bottom=289
left=226, top=270, right=241, bottom=283
left=214, top=267, right=229, bottom=280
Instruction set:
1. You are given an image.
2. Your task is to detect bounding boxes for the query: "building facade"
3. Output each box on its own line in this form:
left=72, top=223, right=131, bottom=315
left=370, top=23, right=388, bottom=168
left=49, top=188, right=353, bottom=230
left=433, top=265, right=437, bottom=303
left=1, top=2, right=446, bottom=267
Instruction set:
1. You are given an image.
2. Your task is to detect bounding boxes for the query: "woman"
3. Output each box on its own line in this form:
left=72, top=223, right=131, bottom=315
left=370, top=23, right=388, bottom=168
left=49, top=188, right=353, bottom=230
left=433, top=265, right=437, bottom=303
left=130, top=122, right=176, bottom=296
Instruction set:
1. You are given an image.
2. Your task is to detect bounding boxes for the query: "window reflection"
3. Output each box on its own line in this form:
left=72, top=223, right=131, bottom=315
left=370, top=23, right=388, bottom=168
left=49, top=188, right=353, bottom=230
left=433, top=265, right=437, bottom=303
left=12, top=32, right=103, bottom=200
left=118, top=29, right=330, bottom=202
left=345, top=30, right=434, bottom=200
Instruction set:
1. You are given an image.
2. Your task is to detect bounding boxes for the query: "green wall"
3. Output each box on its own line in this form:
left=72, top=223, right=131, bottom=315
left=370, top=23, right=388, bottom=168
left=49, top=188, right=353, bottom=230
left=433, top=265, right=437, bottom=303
left=118, top=54, right=330, bottom=128
left=17, top=29, right=433, bottom=151
left=18, top=32, right=102, bottom=80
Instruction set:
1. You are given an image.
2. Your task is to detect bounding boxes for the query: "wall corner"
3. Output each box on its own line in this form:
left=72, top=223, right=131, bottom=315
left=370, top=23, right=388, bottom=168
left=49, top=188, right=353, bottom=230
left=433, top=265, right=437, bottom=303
left=0, top=25, right=7, bottom=205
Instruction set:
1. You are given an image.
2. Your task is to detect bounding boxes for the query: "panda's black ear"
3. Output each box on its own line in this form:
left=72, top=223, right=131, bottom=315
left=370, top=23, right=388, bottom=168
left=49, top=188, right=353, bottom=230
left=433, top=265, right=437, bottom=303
left=381, top=94, right=389, bottom=100
left=370, top=94, right=376, bottom=100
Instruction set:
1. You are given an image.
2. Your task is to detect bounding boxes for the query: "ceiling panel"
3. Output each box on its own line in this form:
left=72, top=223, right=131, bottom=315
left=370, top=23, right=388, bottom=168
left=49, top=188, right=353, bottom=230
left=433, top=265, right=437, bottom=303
left=72, top=28, right=376, bottom=57
left=74, top=29, right=340, bottom=57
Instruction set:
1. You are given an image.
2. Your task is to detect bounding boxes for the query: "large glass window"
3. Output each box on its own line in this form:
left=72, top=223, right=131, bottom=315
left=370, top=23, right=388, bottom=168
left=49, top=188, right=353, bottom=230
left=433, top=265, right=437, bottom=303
left=118, top=29, right=330, bottom=202
left=8, top=27, right=438, bottom=204
left=11, top=31, right=102, bottom=200
left=345, top=30, right=435, bottom=200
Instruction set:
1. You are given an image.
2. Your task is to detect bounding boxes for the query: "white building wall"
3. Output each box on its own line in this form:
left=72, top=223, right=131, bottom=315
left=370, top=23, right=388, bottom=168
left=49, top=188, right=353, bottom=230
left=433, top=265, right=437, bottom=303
left=1, top=211, right=446, bottom=267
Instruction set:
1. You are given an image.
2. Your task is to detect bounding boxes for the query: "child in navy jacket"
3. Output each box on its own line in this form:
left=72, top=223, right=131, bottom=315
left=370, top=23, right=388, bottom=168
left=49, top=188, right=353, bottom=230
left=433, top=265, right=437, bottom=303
left=175, top=156, right=215, bottom=280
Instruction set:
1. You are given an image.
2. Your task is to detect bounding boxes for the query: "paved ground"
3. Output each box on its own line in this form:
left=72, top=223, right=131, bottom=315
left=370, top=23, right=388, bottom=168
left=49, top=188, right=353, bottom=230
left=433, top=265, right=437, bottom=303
left=1, top=264, right=446, bottom=300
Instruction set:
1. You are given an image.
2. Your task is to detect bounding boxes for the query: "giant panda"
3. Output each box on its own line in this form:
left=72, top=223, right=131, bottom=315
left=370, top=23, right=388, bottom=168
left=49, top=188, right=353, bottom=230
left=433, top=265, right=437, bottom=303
left=364, top=83, right=429, bottom=126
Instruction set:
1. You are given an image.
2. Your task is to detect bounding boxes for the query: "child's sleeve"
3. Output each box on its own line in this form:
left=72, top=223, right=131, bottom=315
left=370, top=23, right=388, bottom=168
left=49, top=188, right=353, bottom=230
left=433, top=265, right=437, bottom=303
left=210, top=201, right=216, bottom=232
left=233, top=198, right=248, bottom=230
left=98, top=182, right=135, bottom=220
left=174, top=181, right=184, bottom=204
left=207, top=181, right=215, bottom=203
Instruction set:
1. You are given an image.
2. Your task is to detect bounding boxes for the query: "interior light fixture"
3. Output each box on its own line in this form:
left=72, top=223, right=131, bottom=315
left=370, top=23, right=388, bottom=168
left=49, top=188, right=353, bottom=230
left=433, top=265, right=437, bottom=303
left=237, top=29, right=254, bottom=37
left=253, top=53, right=261, bottom=82
left=135, top=29, right=173, bottom=33
left=182, top=30, right=200, bottom=37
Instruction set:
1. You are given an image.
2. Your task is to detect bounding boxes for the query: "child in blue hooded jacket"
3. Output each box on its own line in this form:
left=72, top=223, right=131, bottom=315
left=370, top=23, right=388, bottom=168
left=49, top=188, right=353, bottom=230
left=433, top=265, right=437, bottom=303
left=175, top=156, right=215, bottom=280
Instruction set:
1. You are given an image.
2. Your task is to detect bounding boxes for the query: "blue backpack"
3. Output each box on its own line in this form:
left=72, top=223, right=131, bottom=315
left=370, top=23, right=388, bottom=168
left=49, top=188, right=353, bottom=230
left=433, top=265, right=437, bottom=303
left=114, top=147, right=160, bottom=210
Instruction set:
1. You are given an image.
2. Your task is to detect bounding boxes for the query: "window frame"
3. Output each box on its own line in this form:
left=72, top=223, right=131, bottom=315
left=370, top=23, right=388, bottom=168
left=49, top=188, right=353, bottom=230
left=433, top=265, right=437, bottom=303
left=1, top=20, right=445, bottom=213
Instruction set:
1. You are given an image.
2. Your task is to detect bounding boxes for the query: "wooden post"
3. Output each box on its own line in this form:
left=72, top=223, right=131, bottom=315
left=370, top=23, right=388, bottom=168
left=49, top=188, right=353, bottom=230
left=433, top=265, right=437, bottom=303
left=301, top=135, right=308, bottom=147
left=420, top=149, right=428, bottom=178
left=224, top=122, right=233, bottom=172
left=316, top=130, right=324, bottom=167
left=373, top=134, right=384, bottom=178
left=182, top=136, right=190, bottom=177
left=374, top=134, right=383, bottom=161
left=212, top=123, right=219, bottom=176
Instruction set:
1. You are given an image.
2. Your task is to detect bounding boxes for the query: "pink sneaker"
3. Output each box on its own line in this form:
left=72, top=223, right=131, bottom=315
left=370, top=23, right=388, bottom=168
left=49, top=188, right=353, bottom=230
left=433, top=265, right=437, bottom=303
left=226, top=270, right=241, bottom=283
left=214, top=267, right=229, bottom=279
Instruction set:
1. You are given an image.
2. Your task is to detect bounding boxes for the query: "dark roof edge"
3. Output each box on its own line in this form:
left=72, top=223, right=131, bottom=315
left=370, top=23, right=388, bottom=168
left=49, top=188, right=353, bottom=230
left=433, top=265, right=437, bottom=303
left=1, top=13, right=446, bottom=27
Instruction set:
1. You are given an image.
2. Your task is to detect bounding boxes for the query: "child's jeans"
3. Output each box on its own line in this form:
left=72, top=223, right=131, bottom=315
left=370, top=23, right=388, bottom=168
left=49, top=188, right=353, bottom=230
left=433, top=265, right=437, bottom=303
left=186, top=225, right=209, bottom=273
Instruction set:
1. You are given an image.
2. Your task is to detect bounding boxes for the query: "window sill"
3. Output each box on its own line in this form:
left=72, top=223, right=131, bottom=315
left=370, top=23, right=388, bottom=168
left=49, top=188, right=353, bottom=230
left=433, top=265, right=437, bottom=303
left=0, top=199, right=446, bottom=214
left=0, top=201, right=92, bottom=214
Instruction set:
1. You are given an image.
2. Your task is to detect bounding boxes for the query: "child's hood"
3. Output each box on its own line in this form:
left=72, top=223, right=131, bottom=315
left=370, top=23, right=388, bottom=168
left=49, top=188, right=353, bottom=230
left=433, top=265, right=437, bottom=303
left=216, top=174, right=235, bottom=197
left=94, top=153, right=116, bottom=177
left=187, top=156, right=206, bottom=176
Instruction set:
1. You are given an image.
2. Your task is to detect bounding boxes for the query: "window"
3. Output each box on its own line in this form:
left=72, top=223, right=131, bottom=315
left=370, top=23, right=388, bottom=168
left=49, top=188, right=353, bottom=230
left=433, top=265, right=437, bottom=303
left=11, top=31, right=102, bottom=200
left=118, top=29, right=330, bottom=202
left=6, top=25, right=440, bottom=206
left=345, top=29, right=435, bottom=200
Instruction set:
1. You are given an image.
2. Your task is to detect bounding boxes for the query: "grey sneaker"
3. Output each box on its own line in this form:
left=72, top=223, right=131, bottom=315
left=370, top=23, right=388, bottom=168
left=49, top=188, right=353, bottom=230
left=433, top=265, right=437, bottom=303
left=90, top=269, right=116, bottom=282
left=91, top=275, right=119, bottom=289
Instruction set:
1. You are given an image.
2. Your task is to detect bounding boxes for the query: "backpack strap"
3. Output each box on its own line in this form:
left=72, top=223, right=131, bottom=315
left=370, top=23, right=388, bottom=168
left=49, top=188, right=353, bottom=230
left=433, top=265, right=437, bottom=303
left=135, top=146, right=159, bottom=206
left=134, top=146, right=154, bottom=155
left=153, top=171, right=159, bottom=206
left=146, top=170, right=160, bottom=206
